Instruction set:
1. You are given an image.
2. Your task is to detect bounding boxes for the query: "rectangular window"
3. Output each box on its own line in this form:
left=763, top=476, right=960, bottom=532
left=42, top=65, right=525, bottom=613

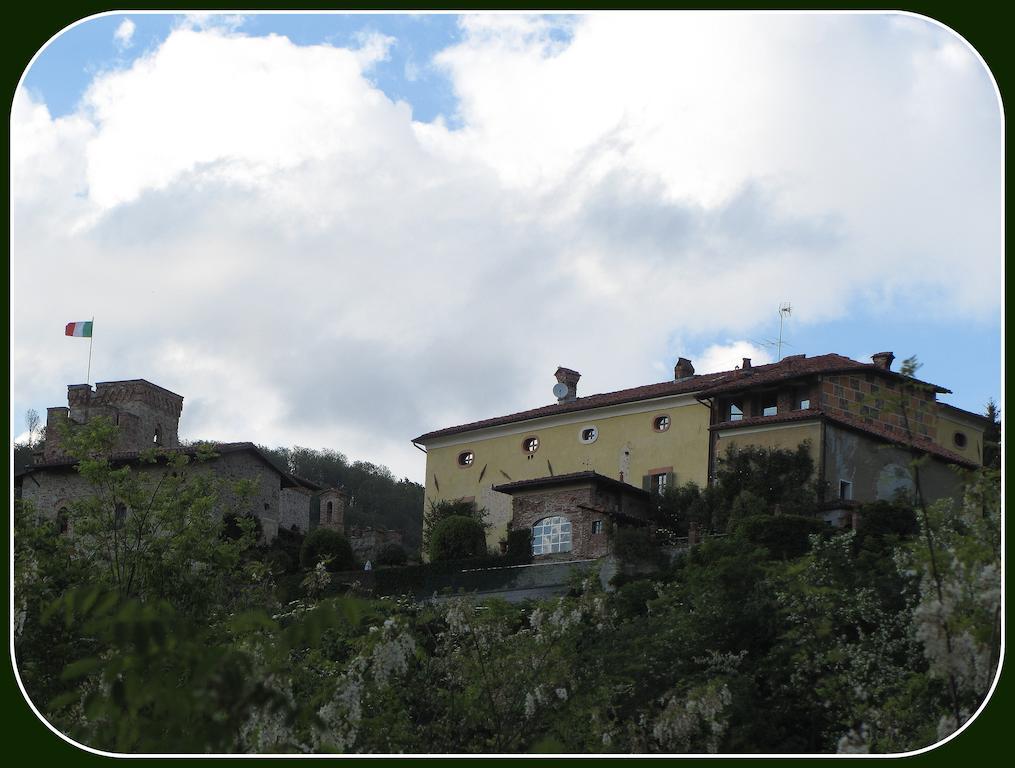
left=761, top=394, right=778, bottom=417
left=839, top=480, right=853, bottom=501
left=729, top=402, right=744, bottom=421
left=652, top=473, right=668, bottom=495
left=592, top=520, right=604, bottom=534
left=798, top=398, right=811, bottom=410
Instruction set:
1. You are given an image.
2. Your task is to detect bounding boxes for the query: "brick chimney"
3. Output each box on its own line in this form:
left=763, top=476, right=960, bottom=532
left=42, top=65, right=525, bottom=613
left=871, top=351, right=895, bottom=371
left=742, top=357, right=752, bottom=370
left=554, top=367, right=581, bottom=403
left=674, top=357, right=695, bottom=381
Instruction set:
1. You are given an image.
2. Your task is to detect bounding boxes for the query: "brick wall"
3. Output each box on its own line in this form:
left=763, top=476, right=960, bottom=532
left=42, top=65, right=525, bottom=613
left=819, top=373, right=937, bottom=439
left=510, top=485, right=617, bottom=559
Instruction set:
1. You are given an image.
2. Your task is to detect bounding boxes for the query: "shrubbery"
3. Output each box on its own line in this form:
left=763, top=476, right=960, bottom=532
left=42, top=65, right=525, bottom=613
left=374, top=541, right=408, bottom=567
left=734, top=514, right=827, bottom=560
left=428, top=515, right=487, bottom=562
left=299, top=527, right=355, bottom=571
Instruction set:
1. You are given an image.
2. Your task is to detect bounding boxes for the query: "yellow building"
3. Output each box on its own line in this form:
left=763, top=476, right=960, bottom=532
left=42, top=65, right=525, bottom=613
left=413, top=352, right=986, bottom=550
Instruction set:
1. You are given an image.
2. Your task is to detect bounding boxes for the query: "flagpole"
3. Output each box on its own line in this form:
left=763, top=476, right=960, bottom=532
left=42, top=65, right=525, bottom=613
left=86, top=317, right=94, bottom=385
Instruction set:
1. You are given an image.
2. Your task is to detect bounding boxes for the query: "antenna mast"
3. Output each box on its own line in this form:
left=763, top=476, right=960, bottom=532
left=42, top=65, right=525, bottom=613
left=777, top=303, right=792, bottom=361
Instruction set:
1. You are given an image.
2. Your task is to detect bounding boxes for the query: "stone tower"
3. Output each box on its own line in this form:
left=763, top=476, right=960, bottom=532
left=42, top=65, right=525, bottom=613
left=43, top=379, right=184, bottom=461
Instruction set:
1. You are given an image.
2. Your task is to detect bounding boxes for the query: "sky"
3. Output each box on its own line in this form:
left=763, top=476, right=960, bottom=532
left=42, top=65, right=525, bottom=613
left=10, top=11, right=1003, bottom=483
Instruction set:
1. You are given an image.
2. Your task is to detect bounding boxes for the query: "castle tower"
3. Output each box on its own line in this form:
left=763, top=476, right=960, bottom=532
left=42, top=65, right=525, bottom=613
left=44, top=379, right=184, bottom=460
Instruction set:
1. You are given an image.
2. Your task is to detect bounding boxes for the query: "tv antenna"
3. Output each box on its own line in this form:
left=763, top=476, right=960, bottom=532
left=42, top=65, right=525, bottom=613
left=777, top=303, right=792, bottom=361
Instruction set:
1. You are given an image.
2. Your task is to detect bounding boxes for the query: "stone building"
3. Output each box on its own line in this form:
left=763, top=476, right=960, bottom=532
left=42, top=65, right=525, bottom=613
left=493, top=472, right=650, bottom=560
left=19, top=380, right=348, bottom=544
left=413, top=351, right=987, bottom=555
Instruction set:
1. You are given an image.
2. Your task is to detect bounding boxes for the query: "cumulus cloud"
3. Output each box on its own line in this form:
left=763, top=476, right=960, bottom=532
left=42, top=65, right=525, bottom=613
left=113, top=18, right=136, bottom=49
left=11, top=13, right=1001, bottom=480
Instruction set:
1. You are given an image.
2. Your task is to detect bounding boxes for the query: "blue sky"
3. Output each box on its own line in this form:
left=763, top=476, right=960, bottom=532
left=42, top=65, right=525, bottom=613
left=12, top=12, right=1003, bottom=480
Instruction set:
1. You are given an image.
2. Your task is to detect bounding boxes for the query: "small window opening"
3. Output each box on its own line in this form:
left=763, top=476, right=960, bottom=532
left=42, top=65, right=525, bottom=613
left=458, top=451, right=474, bottom=467
left=592, top=520, right=604, bottom=535
left=729, top=403, right=744, bottom=421
left=153, top=425, right=162, bottom=445
left=580, top=426, right=598, bottom=443
left=652, top=473, right=669, bottom=495
left=839, top=480, right=853, bottom=501
left=653, top=415, right=671, bottom=432
left=523, top=436, right=540, bottom=453
left=761, top=395, right=778, bottom=417
left=326, top=500, right=334, bottom=523
left=953, top=431, right=968, bottom=449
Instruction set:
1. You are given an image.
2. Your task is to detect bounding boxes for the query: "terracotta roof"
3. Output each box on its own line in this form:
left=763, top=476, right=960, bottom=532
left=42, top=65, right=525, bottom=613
left=492, top=470, right=650, bottom=497
left=711, top=406, right=977, bottom=468
left=26, top=442, right=324, bottom=490
left=711, top=408, right=823, bottom=431
left=823, top=411, right=979, bottom=469
left=937, top=401, right=991, bottom=426
left=414, top=353, right=948, bottom=442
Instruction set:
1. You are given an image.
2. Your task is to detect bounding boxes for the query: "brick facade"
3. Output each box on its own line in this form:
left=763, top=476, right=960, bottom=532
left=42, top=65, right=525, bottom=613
left=819, top=373, right=937, bottom=439
left=496, top=473, right=651, bottom=560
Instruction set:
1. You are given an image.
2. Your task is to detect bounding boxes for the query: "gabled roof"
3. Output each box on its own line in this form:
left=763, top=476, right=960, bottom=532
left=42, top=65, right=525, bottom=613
left=414, top=353, right=948, bottom=442
left=25, top=442, right=324, bottom=490
left=937, top=401, right=992, bottom=426
left=492, top=471, right=650, bottom=498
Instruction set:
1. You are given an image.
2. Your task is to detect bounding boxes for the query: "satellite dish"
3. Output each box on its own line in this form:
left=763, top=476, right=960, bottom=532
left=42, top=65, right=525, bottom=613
left=552, top=382, right=569, bottom=399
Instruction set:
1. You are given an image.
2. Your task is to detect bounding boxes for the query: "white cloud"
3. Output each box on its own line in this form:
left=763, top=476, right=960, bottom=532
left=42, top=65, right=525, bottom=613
left=694, top=342, right=774, bottom=375
left=11, top=13, right=1002, bottom=481
left=113, top=18, right=135, bottom=49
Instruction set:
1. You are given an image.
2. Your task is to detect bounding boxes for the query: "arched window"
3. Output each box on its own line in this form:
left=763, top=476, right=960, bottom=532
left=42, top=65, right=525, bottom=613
left=532, top=516, right=572, bottom=555
left=326, top=501, right=334, bottom=523
left=153, top=425, right=162, bottom=444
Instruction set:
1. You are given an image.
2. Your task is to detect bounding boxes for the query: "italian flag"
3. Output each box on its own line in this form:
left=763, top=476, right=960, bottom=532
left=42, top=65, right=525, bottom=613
left=65, top=321, right=93, bottom=337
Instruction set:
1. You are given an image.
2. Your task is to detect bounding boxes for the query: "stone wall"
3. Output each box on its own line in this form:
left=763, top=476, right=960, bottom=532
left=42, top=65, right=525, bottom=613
left=349, top=526, right=403, bottom=563
left=279, top=487, right=312, bottom=533
left=510, top=486, right=610, bottom=560
left=319, top=489, right=347, bottom=532
left=22, top=449, right=285, bottom=541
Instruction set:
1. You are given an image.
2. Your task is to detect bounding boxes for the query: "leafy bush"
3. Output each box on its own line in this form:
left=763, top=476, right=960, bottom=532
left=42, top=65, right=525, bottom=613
left=613, top=526, right=669, bottom=569
left=734, top=514, right=826, bottom=560
left=505, top=527, right=533, bottom=561
left=374, top=541, right=408, bottom=567
left=422, top=498, right=487, bottom=552
left=428, top=515, right=487, bottom=562
left=300, top=528, right=355, bottom=572
left=220, top=512, right=263, bottom=542
left=854, top=500, right=919, bottom=543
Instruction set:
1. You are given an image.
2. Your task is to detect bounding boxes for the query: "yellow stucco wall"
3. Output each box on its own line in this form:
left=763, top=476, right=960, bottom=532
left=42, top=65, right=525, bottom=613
left=421, top=398, right=711, bottom=548
left=715, top=421, right=822, bottom=469
left=936, top=412, right=984, bottom=465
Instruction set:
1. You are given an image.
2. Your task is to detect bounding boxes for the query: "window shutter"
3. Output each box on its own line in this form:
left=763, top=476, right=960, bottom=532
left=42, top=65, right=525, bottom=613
left=666, top=471, right=676, bottom=490
left=642, top=475, right=651, bottom=492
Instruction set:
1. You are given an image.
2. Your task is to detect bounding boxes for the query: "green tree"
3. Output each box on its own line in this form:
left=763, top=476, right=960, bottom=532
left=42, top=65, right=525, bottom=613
left=983, top=398, right=1001, bottom=469
left=422, top=497, right=487, bottom=552
left=428, top=515, right=487, bottom=562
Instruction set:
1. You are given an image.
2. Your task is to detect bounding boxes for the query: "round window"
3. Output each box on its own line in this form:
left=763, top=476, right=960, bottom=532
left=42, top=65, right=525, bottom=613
left=653, top=415, right=671, bottom=432
left=953, top=432, right=967, bottom=449
left=579, top=426, right=598, bottom=443
left=522, top=436, right=540, bottom=453
left=458, top=451, right=474, bottom=466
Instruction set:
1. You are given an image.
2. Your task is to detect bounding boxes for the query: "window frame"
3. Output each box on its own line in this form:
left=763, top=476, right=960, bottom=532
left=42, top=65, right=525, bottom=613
left=457, top=450, right=475, bottom=467
left=578, top=425, right=599, bottom=444
left=531, top=516, right=573, bottom=555
left=653, top=414, right=671, bottom=432
left=522, top=436, right=540, bottom=454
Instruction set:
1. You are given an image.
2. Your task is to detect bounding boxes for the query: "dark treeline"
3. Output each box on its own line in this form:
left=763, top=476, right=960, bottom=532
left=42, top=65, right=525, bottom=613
left=258, top=445, right=424, bottom=552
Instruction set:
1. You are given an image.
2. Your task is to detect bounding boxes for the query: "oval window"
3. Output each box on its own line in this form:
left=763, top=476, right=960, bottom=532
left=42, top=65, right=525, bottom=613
left=458, top=451, right=474, bottom=467
left=579, top=426, right=598, bottom=443
left=522, top=436, right=540, bottom=453
left=953, top=432, right=968, bottom=449
left=653, top=415, right=671, bottom=432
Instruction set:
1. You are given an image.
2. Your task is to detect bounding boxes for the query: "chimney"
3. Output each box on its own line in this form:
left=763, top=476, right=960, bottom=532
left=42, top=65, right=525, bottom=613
left=871, top=351, right=895, bottom=371
left=674, top=357, right=695, bottom=381
left=742, top=358, right=752, bottom=370
left=554, top=366, right=581, bottom=403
